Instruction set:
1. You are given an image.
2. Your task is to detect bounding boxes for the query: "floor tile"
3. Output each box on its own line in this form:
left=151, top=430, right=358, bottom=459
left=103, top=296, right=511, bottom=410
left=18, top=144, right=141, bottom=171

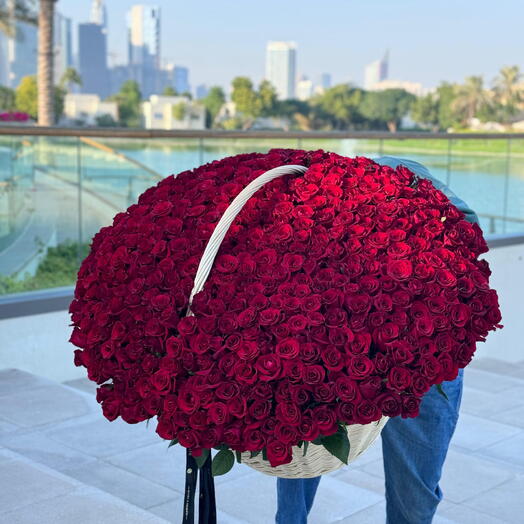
left=487, top=404, right=524, bottom=430
left=148, top=498, right=243, bottom=524
left=0, top=384, right=92, bottom=427
left=0, top=368, right=53, bottom=397
left=464, top=367, right=523, bottom=393
left=440, top=449, right=515, bottom=503
left=0, top=487, right=169, bottom=524
left=216, top=473, right=382, bottom=524
left=477, top=432, right=524, bottom=470
left=0, top=431, right=96, bottom=472
left=63, top=461, right=177, bottom=509
left=63, top=377, right=98, bottom=395
left=107, top=442, right=256, bottom=493
left=0, top=459, right=76, bottom=513
left=462, top=476, right=524, bottom=523
left=45, top=416, right=159, bottom=458
left=438, top=500, right=508, bottom=524
left=451, top=413, right=521, bottom=451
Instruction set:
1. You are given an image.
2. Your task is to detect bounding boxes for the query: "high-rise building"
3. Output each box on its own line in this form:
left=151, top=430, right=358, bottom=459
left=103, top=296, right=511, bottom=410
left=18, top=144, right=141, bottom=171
left=173, top=66, right=189, bottom=94
left=5, top=21, right=37, bottom=88
left=78, top=23, right=110, bottom=98
left=195, top=84, right=209, bottom=100
left=364, top=51, right=389, bottom=90
left=127, top=5, right=161, bottom=97
left=320, top=73, right=332, bottom=90
left=90, top=0, right=107, bottom=28
left=296, top=76, right=313, bottom=101
left=54, top=12, right=73, bottom=84
left=265, top=41, right=297, bottom=100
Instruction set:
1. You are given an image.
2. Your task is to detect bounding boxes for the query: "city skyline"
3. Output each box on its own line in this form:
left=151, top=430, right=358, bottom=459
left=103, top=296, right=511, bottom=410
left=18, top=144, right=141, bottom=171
left=56, top=0, right=523, bottom=91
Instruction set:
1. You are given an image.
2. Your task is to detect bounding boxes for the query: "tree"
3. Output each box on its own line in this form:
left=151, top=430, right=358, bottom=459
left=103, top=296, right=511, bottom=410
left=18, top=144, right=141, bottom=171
left=202, top=86, right=225, bottom=127
left=452, top=76, right=490, bottom=125
left=310, top=85, right=366, bottom=130
left=14, top=74, right=64, bottom=121
left=493, top=65, right=522, bottom=125
left=411, top=93, right=440, bottom=131
left=172, top=102, right=186, bottom=121
left=95, top=113, right=118, bottom=127
left=256, top=80, right=277, bottom=117
left=0, top=86, right=16, bottom=111
left=108, top=80, right=142, bottom=127
left=162, top=86, right=178, bottom=96
left=361, top=89, right=415, bottom=132
left=15, top=75, right=38, bottom=118
left=59, top=66, right=82, bottom=91
left=435, top=82, right=458, bottom=130
left=231, top=76, right=258, bottom=117
left=37, top=0, right=57, bottom=125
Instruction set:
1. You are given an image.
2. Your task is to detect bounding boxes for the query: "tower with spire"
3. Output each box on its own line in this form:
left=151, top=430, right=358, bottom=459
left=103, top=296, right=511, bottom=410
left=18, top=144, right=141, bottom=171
left=90, top=0, right=107, bottom=30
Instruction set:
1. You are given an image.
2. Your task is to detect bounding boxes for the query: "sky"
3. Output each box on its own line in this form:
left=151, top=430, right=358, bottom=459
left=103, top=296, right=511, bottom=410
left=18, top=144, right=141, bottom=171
left=57, top=0, right=524, bottom=91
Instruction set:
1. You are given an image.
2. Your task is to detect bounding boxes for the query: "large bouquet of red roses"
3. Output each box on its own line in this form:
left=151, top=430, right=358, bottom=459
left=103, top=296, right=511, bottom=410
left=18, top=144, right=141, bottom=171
left=70, top=148, right=501, bottom=473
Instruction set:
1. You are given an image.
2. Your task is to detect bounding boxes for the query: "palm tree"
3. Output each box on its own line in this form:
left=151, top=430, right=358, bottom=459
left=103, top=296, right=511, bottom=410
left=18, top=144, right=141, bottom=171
left=452, top=76, right=491, bottom=124
left=37, top=0, right=56, bottom=126
left=494, top=65, right=522, bottom=124
left=0, top=0, right=36, bottom=37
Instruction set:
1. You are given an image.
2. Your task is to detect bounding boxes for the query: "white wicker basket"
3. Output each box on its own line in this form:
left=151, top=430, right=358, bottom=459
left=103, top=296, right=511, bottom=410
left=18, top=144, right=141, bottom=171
left=187, top=164, right=389, bottom=479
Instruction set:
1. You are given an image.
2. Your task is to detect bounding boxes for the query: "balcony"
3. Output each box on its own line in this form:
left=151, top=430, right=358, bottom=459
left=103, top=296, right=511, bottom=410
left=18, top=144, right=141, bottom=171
left=0, top=127, right=523, bottom=523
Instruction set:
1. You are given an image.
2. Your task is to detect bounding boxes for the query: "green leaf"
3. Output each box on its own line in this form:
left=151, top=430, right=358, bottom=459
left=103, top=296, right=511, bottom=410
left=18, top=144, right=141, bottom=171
left=302, top=441, right=309, bottom=457
left=193, top=448, right=210, bottom=469
left=312, top=436, right=323, bottom=445
left=436, top=383, right=449, bottom=401
left=262, top=447, right=268, bottom=461
left=297, top=440, right=303, bottom=448
left=250, top=450, right=261, bottom=459
left=211, top=449, right=235, bottom=476
left=321, top=430, right=350, bottom=465
left=235, top=450, right=242, bottom=464
left=168, top=438, right=178, bottom=448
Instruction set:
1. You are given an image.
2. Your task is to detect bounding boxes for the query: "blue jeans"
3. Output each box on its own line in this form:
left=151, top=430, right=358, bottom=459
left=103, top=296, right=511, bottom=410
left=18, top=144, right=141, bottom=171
left=275, top=369, right=464, bottom=524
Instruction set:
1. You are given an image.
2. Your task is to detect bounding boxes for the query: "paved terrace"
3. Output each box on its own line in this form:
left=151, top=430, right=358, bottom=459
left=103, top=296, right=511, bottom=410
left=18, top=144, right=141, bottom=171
left=0, top=360, right=523, bottom=524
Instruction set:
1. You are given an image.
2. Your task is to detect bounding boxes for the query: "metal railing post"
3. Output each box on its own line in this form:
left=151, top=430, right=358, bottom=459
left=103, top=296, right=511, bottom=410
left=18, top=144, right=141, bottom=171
left=198, top=137, right=204, bottom=165
left=445, top=138, right=452, bottom=186
left=502, top=138, right=511, bottom=234
left=77, top=137, right=83, bottom=267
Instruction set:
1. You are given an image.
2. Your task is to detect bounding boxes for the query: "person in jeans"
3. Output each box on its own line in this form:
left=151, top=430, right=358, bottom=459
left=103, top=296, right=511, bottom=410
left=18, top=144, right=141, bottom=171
left=275, top=156, right=479, bottom=524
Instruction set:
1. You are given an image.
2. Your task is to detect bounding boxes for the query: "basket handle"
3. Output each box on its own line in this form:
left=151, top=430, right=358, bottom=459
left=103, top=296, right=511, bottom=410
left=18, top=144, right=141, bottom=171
left=187, top=164, right=308, bottom=310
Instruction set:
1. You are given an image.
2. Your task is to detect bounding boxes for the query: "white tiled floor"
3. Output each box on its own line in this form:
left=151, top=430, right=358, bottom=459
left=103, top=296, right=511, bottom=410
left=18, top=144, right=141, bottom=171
left=0, top=360, right=523, bottom=523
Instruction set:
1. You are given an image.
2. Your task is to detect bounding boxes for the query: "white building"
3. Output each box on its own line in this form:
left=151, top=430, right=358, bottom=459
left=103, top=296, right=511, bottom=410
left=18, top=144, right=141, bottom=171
left=371, top=79, right=426, bottom=97
left=265, top=41, right=297, bottom=100
left=142, top=95, right=205, bottom=130
left=364, top=51, right=389, bottom=90
left=296, top=76, right=313, bottom=101
left=63, top=94, right=118, bottom=125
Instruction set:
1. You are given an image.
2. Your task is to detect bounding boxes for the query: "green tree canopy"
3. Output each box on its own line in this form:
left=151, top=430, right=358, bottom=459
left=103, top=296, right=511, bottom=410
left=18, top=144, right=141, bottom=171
left=202, top=86, right=225, bottom=127
left=0, top=86, right=16, bottom=111
left=361, top=88, right=415, bottom=132
left=231, top=76, right=259, bottom=118
left=411, top=92, right=440, bottom=131
left=59, top=67, right=82, bottom=91
left=493, top=65, right=522, bottom=124
left=15, top=74, right=65, bottom=122
left=15, top=75, right=38, bottom=118
left=108, top=80, right=142, bottom=127
left=172, top=101, right=186, bottom=121
left=452, top=76, right=490, bottom=125
left=256, top=80, right=278, bottom=117
left=162, top=86, right=178, bottom=96
left=310, top=85, right=366, bottom=130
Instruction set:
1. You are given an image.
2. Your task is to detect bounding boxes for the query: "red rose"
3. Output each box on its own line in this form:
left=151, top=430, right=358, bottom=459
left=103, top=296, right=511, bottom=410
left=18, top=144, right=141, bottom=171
left=266, top=440, right=293, bottom=467
left=387, top=259, right=413, bottom=281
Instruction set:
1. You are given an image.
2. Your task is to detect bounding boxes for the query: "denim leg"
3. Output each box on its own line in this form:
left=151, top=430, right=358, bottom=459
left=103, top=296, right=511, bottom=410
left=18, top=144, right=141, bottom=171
left=275, top=476, right=322, bottom=524
left=381, top=369, right=464, bottom=524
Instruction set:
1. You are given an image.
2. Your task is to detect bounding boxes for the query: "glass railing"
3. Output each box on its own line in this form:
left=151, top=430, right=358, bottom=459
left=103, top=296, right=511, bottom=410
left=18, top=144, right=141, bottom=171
left=0, top=128, right=523, bottom=297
